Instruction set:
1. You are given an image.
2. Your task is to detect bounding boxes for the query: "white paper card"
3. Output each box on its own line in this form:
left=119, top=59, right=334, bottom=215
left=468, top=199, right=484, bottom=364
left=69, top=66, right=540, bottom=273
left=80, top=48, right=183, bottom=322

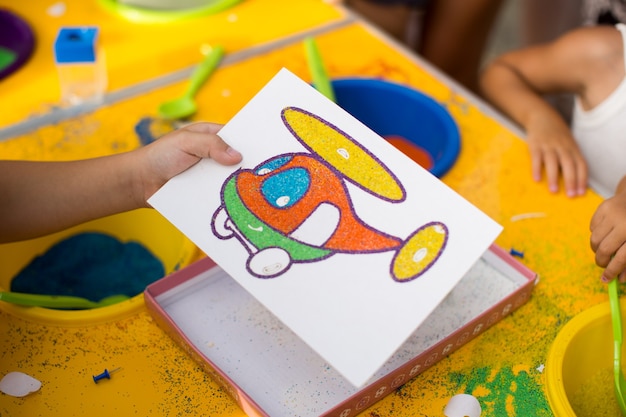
left=148, top=68, right=502, bottom=387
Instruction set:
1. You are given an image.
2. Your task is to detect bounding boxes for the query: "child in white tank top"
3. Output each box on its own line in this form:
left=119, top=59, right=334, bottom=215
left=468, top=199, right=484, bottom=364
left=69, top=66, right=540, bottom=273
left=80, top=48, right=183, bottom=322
left=481, top=23, right=626, bottom=283
left=572, top=24, right=626, bottom=198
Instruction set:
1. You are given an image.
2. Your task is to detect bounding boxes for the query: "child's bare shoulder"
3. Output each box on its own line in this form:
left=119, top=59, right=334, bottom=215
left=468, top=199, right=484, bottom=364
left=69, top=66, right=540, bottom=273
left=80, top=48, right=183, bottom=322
left=564, top=25, right=625, bottom=107
left=558, top=25, right=622, bottom=57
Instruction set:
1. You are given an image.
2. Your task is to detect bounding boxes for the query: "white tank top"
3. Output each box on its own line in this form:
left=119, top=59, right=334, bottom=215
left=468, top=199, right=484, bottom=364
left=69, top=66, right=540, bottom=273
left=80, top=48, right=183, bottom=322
left=571, top=23, right=626, bottom=197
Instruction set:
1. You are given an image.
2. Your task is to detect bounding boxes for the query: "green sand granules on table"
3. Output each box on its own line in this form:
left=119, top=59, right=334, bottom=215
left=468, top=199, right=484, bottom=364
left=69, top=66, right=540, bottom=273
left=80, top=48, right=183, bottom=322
left=570, top=367, right=620, bottom=417
left=11, top=232, right=165, bottom=302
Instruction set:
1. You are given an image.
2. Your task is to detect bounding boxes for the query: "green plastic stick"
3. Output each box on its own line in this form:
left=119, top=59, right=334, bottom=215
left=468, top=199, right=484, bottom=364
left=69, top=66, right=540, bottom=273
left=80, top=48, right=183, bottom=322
left=185, top=44, right=224, bottom=99
left=608, top=278, right=626, bottom=415
left=0, top=291, right=129, bottom=309
left=304, top=37, right=335, bottom=102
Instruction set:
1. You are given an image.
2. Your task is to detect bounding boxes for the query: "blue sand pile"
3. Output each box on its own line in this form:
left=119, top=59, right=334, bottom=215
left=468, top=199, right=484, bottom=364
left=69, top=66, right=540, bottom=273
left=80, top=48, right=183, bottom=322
left=11, top=232, right=165, bottom=302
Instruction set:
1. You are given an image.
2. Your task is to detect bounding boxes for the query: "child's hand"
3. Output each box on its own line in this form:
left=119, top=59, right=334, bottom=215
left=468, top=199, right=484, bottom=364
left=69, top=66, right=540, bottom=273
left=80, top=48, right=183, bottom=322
left=526, top=113, right=588, bottom=197
left=590, top=178, right=626, bottom=282
left=0, top=122, right=242, bottom=243
left=137, top=122, right=242, bottom=204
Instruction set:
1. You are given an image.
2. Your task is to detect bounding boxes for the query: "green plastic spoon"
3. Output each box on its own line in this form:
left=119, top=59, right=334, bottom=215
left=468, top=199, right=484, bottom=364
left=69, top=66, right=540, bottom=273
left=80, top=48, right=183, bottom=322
left=158, top=44, right=224, bottom=120
left=0, top=292, right=129, bottom=309
left=608, top=278, right=626, bottom=415
left=304, top=36, right=336, bottom=102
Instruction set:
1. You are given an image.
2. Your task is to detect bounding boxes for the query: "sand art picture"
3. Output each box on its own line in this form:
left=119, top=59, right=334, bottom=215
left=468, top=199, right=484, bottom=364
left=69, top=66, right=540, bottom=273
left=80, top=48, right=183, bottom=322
left=211, top=106, right=448, bottom=281
left=149, top=68, right=502, bottom=387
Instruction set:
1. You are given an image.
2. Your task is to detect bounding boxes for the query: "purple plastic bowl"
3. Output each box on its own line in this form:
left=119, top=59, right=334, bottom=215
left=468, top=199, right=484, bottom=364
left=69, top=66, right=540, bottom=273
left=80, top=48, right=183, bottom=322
left=0, top=9, right=35, bottom=80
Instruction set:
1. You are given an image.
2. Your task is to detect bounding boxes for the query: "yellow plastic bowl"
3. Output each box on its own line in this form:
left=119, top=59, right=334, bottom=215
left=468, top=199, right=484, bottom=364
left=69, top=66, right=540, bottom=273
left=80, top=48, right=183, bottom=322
left=0, top=209, right=196, bottom=327
left=545, top=299, right=626, bottom=416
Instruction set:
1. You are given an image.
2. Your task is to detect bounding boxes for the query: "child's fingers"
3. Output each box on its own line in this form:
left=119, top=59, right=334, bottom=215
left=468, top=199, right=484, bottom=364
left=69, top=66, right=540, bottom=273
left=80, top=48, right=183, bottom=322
left=593, top=226, right=619, bottom=268
left=209, top=143, right=242, bottom=165
left=603, top=246, right=626, bottom=282
left=590, top=201, right=608, bottom=232
left=528, top=143, right=545, bottom=183
left=560, top=152, right=587, bottom=197
left=181, top=121, right=223, bottom=135
left=560, top=156, right=578, bottom=198
left=596, top=230, right=626, bottom=283
left=589, top=220, right=609, bottom=253
left=574, top=155, right=588, bottom=196
left=176, top=128, right=241, bottom=164
left=542, top=150, right=560, bottom=194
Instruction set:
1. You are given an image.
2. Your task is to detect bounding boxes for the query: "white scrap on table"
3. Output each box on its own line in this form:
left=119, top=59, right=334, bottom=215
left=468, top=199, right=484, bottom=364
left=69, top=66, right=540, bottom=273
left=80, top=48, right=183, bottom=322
left=444, top=393, right=482, bottom=417
left=46, top=2, right=66, bottom=17
left=0, top=371, right=42, bottom=397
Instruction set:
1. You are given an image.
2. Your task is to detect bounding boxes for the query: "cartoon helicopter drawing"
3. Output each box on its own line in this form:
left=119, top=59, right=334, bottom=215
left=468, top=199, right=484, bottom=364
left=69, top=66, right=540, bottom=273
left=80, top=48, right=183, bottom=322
left=211, top=106, right=448, bottom=281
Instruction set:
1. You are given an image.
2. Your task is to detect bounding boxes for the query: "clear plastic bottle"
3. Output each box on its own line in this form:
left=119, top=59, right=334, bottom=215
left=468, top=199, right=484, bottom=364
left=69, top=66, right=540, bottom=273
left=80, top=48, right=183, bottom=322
left=53, top=27, right=107, bottom=106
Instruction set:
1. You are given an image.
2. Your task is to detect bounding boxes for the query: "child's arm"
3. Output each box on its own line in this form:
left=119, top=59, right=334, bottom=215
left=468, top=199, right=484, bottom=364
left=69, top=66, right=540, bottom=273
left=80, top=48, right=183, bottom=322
left=480, top=26, right=623, bottom=197
left=0, top=123, right=242, bottom=243
left=591, top=175, right=626, bottom=283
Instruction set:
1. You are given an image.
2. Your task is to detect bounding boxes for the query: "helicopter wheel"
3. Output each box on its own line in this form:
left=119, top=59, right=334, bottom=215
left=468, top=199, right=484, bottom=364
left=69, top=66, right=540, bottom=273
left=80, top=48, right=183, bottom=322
left=247, top=247, right=292, bottom=278
left=391, top=222, right=448, bottom=282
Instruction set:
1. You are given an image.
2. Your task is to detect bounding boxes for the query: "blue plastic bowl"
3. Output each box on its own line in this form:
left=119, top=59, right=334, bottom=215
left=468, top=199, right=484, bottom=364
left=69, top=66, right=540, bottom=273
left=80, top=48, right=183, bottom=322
left=332, top=78, right=460, bottom=178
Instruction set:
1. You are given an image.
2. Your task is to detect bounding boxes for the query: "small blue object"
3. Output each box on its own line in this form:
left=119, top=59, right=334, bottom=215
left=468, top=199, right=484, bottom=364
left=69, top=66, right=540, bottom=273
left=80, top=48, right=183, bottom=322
left=509, top=248, right=524, bottom=258
left=93, top=367, right=120, bottom=384
left=54, top=27, right=99, bottom=63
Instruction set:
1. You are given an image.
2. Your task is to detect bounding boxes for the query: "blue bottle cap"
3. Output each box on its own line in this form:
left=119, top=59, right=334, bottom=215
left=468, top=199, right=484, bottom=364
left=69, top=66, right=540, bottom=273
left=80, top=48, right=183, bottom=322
left=54, top=27, right=99, bottom=64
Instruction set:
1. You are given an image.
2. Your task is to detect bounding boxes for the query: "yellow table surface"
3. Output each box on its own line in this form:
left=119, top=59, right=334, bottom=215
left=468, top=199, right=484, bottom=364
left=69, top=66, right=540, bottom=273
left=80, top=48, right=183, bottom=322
left=0, top=3, right=610, bottom=416
left=0, top=0, right=345, bottom=128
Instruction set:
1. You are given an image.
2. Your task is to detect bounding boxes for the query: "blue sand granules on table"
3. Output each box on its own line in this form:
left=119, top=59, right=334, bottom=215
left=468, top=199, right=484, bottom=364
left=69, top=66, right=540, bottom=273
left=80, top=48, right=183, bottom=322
left=11, top=232, right=165, bottom=301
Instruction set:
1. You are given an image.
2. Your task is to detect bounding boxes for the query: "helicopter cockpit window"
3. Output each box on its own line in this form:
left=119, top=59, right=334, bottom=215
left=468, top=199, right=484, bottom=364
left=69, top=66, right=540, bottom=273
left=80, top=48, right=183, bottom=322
left=255, top=155, right=293, bottom=175
left=261, top=167, right=310, bottom=209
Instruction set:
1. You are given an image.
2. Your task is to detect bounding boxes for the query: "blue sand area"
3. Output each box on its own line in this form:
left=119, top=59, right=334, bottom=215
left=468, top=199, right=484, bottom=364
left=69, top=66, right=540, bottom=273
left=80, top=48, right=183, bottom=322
left=11, top=232, right=165, bottom=301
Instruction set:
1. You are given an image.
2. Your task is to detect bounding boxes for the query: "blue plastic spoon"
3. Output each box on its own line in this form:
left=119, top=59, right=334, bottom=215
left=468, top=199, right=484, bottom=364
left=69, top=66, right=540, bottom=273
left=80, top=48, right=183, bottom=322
left=608, top=278, right=626, bottom=415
